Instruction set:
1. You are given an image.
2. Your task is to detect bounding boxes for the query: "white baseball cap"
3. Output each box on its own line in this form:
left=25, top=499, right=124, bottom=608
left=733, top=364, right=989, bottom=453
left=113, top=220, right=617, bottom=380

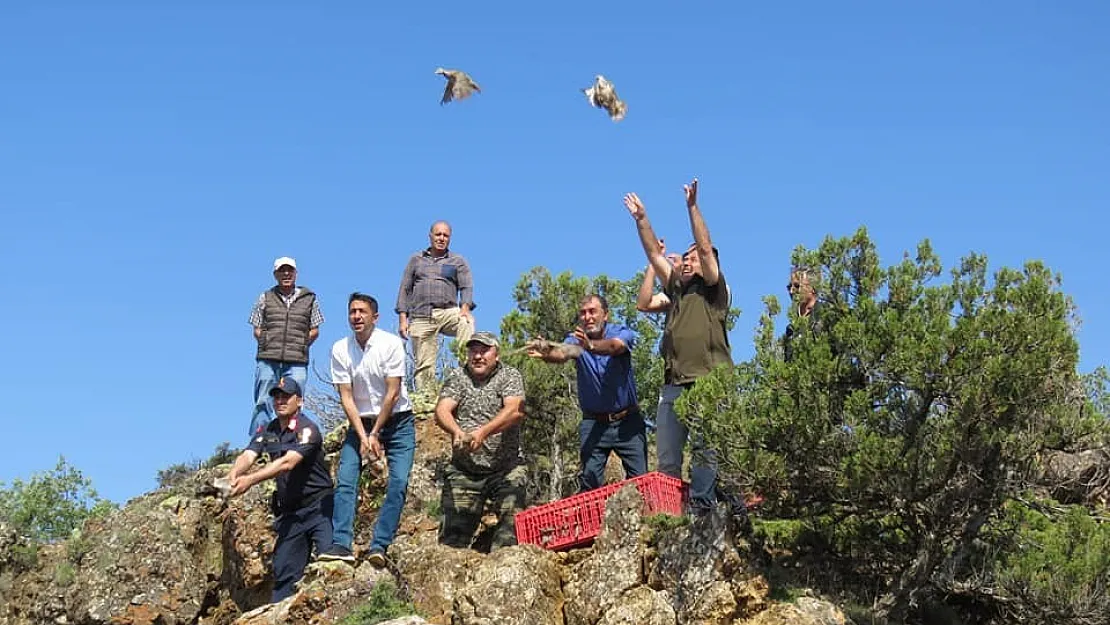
left=273, top=256, right=297, bottom=270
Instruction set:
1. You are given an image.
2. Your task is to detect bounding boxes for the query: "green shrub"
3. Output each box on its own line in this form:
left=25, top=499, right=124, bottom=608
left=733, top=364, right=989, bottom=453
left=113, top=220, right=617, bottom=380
left=54, top=562, right=76, bottom=587
left=0, top=456, right=116, bottom=543
left=985, top=499, right=1110, bottom=621
left=338, top=580, right=417, bottom=625
left=157, top=441, right=239, bottom=489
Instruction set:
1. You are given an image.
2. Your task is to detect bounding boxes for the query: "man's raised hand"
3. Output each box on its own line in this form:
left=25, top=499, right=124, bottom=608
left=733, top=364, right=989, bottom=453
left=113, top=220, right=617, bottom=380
left=684, top=178, right=699, bottom=208
left=624, top=193, right=646, bottom=221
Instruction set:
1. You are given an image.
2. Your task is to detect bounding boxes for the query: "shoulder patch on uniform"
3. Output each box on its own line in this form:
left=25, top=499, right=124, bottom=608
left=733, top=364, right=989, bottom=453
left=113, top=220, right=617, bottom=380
left=300, top=427, right=312, bottom=445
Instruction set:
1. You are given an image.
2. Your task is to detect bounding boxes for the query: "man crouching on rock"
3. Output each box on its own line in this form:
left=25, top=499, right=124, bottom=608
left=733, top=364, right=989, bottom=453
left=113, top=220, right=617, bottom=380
left=227, top=377, right=334, bottom=603
left=433, top=331, right=528, bottom=551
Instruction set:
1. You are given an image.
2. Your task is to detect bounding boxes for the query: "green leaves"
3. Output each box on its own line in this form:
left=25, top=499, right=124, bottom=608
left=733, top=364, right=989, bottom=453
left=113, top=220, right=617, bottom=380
left=677, top=226, right=1099, bottom=618
left=0, top=456, right=117, bottom=543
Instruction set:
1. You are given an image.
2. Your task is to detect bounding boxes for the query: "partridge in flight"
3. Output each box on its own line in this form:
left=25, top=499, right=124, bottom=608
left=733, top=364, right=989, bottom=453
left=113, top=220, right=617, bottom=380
left=435, top=67, right=481, bottom=105
left=582, top=75, right=627, bottom=122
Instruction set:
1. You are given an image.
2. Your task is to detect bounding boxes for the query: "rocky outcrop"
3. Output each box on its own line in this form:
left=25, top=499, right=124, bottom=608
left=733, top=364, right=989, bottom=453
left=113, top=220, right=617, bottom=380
left=1041, top=449, right=1110, bottom=506
left=453, top=546, right=565, bottom=625
left=0, top=418, right=853, bottom=625
left=738, top=597, right=851, bottom=625
left=563, top=485, right=654, bottom=625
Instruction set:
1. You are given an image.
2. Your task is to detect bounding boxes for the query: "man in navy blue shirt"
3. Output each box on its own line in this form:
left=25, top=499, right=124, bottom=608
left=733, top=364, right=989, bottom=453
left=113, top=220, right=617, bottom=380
left=226, top=376, right=334, bottom=603
left=527, top=294, right=647, bottom=492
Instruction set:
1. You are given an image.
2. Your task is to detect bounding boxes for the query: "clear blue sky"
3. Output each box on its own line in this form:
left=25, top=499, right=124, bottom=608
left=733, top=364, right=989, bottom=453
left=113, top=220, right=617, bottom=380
left=2, top=2, right=1107, bottom=504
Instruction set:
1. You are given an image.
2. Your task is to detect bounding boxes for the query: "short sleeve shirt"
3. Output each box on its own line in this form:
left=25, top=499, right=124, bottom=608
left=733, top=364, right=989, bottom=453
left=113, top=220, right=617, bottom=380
left=330, top=329, right=413, bottom=416
left=565, top=323, right=639, bottom=414
left=439, top=363, right=526, bottom=475
left=247, top=414, right=332, bottom=511
left=661, top=270, right=734, bottom=385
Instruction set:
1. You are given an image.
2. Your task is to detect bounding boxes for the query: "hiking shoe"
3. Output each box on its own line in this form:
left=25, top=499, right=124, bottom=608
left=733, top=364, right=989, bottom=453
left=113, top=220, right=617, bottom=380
left=317, top=544, right=355, bottom=563
left=366, top=550, right=387, bottom=568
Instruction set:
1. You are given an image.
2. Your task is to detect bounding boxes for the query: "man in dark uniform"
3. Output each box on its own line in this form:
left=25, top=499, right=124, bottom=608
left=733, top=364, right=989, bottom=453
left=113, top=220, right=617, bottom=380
left=227, top=377, right=334, bottom=603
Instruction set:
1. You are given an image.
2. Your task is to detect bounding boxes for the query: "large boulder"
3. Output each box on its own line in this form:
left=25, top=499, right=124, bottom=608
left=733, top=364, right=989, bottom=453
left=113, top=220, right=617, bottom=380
left=738, top=597, right=852, bottom=625
left=452, top=545, right=564, bottom=625
left=563, top=484, right=650, bottom=625
left=648, top=506, right=770, bottom=624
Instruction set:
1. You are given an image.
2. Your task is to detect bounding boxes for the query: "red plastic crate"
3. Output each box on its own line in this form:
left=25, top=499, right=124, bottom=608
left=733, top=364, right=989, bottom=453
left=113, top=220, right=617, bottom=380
left=514, top=471, right=688, bottom=551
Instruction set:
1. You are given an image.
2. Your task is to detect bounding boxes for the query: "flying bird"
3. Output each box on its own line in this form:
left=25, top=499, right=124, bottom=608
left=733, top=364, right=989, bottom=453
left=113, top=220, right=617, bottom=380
left=582, top=75, right=627, bottom=122
left=435, top=67, right=481, bottom=105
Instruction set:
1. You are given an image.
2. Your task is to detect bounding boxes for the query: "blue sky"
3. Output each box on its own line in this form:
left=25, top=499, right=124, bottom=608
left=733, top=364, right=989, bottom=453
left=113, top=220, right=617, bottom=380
left=2, top=2, right=1107, bottom=504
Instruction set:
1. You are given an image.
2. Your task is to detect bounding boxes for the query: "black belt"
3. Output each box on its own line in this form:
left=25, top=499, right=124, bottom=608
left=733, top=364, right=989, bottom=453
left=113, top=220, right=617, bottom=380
left=585, top=405, right=639, bottom=423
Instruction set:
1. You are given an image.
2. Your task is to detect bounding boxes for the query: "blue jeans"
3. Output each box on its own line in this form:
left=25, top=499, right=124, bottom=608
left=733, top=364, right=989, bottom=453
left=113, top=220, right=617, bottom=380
left=331, top=412, right=416, bottom=553
left=252, top=360, right=308, bottom=436
left=578, top=411, right=648, bottom=492
left=656, top=383, right=718, bottom=508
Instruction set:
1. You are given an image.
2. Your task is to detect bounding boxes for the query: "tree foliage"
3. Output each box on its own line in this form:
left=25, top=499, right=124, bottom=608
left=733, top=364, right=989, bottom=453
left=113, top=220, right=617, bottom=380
left=156, top=442, right=240, bottom=489
left=0, top=456, right=116, bottom=543
left=676, top=227, right=1103, bottom=621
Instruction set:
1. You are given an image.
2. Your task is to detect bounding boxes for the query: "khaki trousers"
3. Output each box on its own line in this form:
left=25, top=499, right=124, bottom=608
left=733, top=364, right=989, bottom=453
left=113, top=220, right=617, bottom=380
left=410, top=306, right=474, bottom=392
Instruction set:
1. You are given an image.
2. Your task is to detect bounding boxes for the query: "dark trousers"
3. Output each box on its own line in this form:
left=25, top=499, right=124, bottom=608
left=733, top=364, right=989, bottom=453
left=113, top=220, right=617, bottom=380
left=272, top=494, right=333, bottom=603
left=439, top=463, right=528, bottom=550
left=578, top=410, right=648, bottom=492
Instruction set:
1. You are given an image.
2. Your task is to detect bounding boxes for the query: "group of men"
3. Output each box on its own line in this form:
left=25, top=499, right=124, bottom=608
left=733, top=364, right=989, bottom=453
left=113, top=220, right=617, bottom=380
left=234, top=222, right=497, bottom=603
left=223, top=179, right=823, bottom=604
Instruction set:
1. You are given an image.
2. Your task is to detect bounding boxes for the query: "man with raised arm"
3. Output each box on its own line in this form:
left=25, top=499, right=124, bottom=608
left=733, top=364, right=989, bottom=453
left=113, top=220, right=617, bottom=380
left=624, top=178, right=733, bottom=513
left=527, top=294, right=647, bottom=492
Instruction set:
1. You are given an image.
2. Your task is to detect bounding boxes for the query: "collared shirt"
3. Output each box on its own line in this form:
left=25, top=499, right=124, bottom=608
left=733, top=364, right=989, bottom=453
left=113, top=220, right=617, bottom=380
left=249, top=287, right=325, bottom=328
left=330, top=328, right=413, bottom=417
left=439, top=362, right=526, bottom=475
left=247, top=413, right=332, bottom=512
left=394, top=249, right=475, bottom=318
left=564, top=323, right=638, bottom=414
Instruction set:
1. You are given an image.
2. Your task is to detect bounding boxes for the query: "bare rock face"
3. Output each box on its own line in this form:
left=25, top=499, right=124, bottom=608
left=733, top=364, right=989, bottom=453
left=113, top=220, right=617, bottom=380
left=595, top=585, right=676, bottom=625
left=648, top=506, right=770, bottom=624
left=738, top=597, right=852, bottom=625
left=0, top=435, right=856, bottom=625
left=389, top=535, right=483, bottom=624
left=1041, top=449, right=1110, bottom=505
left=563, top=484, right=647, bottom=625
left=64, top=492, right=225, bottom=625
left=452, top=545, right=564, bottom=625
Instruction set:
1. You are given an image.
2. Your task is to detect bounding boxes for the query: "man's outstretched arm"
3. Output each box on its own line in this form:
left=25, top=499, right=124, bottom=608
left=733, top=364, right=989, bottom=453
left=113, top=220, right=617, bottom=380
left=684, top=178, right=720, bottom=286
left=624, top=193, right=674, bottom=284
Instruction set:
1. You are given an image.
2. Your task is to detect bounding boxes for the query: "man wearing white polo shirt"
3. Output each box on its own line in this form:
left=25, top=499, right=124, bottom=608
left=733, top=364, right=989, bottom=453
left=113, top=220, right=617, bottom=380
left=319, top=292, right=415, bottom=567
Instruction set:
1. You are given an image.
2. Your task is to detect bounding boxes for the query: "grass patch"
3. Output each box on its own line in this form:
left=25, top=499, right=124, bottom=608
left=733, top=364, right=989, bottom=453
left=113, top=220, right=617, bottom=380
left=337, top=580, right=418, bottom=625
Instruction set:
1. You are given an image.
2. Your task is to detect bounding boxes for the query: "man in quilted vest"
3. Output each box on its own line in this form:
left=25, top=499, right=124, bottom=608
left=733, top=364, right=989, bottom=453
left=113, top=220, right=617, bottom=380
left=248, top=256, right=325, bottom=435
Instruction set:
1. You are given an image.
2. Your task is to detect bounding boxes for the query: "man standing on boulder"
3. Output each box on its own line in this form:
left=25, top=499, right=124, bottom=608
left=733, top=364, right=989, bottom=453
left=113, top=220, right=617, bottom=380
left=434, top=332, right=527, bottom=551
left=526, top=294, right=648, bottom=492
left=624, top=178, right=733, bottom=513
left=320, top=293, right=415, bottom=567
left=395, top=221, right=476, bottom=395
left=227, top=377, right=333, bottom=603
left=249, top=256, right=324, bottom=436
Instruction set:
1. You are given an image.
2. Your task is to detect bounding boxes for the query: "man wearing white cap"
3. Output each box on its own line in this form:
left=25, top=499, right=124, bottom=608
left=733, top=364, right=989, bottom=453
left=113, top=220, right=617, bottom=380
left=248, top=256, right=325, bottom=435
